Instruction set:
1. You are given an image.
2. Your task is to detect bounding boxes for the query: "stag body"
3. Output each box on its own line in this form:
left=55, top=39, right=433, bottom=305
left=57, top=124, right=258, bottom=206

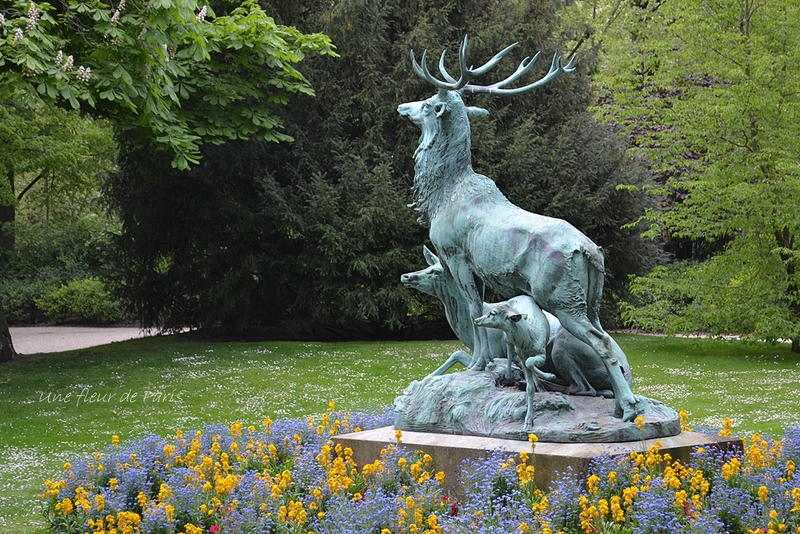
left=398, top=37, right=642, bottom=421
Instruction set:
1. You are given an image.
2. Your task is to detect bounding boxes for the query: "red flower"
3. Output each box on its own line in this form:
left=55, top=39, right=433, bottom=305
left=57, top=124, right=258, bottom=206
left=209, top=525, right=220, bottom=533
left=449, top=501, right=458, bottom=517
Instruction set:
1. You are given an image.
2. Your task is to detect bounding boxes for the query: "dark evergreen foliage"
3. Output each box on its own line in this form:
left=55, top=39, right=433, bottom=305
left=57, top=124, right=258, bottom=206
left=105, top=0, right=662, bottom=336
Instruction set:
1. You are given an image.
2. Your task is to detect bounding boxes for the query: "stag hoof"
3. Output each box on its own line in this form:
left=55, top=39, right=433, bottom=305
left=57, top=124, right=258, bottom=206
left=523, top=417, right=535, bottom=433
left=616, top=395, right=645, bottom=422
left=522, top=417, right=533, bottom=434
left=467, top=354, right=487, bottom=371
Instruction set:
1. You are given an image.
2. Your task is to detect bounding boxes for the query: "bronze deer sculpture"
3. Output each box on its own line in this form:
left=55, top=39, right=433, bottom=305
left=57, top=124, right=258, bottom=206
left=398, top=36, right=642, bottom=422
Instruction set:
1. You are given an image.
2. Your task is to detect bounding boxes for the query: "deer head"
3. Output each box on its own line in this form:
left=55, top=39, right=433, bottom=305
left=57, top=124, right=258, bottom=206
left=398, top=35, right=575, bottom=221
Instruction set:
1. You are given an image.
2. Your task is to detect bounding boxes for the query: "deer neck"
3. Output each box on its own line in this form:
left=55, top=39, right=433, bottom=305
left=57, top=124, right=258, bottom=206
left=410, top=116, right=474, bottom=225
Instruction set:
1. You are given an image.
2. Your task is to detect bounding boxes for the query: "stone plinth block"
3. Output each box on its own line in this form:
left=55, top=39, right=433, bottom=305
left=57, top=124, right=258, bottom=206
left=394, top=371, right=681, bottom=442
left=333, top=427, right=743, bottom=496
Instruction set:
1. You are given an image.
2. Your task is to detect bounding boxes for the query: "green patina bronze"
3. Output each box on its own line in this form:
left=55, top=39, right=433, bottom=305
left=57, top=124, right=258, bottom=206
left=395, top=36, right=666, bottom=440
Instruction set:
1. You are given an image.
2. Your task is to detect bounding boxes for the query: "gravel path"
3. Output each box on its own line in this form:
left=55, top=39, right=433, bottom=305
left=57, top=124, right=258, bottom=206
left=8, top=326, right=148, bottom=355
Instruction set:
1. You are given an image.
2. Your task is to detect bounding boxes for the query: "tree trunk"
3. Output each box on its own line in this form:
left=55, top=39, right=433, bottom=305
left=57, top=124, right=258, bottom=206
left=0, top=170, right=15, bottom=362
left=1, top=170, right=15, bottom=252
left=0, top=296, right=15, bottom=363
left=793, top=339, right=800, bottom=354
left=0, top=204, right=14, bottom=252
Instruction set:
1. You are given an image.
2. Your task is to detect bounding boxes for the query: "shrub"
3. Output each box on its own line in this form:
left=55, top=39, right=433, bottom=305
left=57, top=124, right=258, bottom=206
left=35, top=277, right=122, bottom=324
left=0, top=218, right=117, bottom=324
left=0, top=276, right=59, bottom=323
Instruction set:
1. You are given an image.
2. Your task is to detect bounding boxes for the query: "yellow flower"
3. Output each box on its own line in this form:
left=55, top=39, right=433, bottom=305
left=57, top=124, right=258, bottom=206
left=674, top=490, right=688, bottom=510
left=635, top=415, right=645, bottom=431
left=759, top=485, right=769, bottom=503
left=598, top=498, right=609, bottom=517
left=395, top=429, right=403, bottom=444
left=116, top=510, right=142, bottom=534
left=610, top=495, right=625, bottom=523
left=679, top=410, right=691, bottom=431
left=720, top=418, right=733, bottom=437
left=790, top=487, right=800, bottom=512
left=721, top=457, right=741, bottom=481
left=111, top=435, right=120, bottom=447
left=587, top=475, right=600, bottom=495
left=55, top=497, right=74, bottom=515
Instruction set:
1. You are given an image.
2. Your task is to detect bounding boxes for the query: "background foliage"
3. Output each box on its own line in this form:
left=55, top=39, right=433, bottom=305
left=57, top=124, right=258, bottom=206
left=561, top=0, right=800, bottom=350
left=107, top=0, right=661, bottom=336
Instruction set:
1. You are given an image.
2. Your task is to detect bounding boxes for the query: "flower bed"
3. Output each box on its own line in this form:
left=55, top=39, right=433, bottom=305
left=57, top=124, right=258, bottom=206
left=39, top=405, right=800, bottom=534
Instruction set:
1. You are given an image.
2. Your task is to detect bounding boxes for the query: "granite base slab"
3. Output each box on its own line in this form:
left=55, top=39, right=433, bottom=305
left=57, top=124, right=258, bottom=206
left=333, top=426, right=743, bottom=496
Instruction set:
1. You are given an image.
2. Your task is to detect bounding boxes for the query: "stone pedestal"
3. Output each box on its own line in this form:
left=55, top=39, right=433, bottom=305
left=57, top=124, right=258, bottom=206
left=333, top=427, right=743, bottom=497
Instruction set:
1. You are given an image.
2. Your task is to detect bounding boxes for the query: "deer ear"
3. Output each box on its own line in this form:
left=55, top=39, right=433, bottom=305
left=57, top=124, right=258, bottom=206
left=423, top=245, right=440, bottom=266
left=509, top=313, right=523, bottom=323
left=434, top=101, right=447, bottom=117
left=466, top=106, right=488, bottom=121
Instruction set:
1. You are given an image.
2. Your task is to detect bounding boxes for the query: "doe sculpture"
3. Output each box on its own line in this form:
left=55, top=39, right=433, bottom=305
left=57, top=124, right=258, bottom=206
left=398, top=36, right=643, bottom=423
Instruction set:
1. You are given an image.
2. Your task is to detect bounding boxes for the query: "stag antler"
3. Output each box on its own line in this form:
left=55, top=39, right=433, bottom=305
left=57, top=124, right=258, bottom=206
left=410, top=35, right=575, bottom=95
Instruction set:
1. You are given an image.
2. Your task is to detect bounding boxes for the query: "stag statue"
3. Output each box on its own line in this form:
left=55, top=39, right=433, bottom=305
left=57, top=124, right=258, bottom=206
left=398, top=36, right=643, bottom=423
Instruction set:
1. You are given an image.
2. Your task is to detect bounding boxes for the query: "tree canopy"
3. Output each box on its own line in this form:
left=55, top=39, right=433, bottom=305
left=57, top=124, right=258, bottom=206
left=572, top=0, right=800, bottom=349
left=0, top=0, right=335, bottom=360
left=0, top=0, right=335, bottom=168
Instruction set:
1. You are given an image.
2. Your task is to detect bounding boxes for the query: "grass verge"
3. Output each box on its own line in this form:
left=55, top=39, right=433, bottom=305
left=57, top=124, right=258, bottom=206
left=1, top=333, right=798, bottom=532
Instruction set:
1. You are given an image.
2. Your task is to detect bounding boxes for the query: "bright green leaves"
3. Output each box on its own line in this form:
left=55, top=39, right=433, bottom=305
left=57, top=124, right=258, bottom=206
left=0, top=0, right=336, bottom=169
left=589, top=0, right=800, bottom=346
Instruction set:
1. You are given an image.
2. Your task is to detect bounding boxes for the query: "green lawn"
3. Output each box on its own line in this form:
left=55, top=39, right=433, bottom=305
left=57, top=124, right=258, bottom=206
left=1, top=333, right=799, bottom=533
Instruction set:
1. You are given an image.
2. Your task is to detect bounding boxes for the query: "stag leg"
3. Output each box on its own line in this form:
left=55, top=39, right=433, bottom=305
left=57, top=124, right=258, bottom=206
left=554, top=312, right=643, bottom=421
left=448, top=256, right=491, bottom=371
